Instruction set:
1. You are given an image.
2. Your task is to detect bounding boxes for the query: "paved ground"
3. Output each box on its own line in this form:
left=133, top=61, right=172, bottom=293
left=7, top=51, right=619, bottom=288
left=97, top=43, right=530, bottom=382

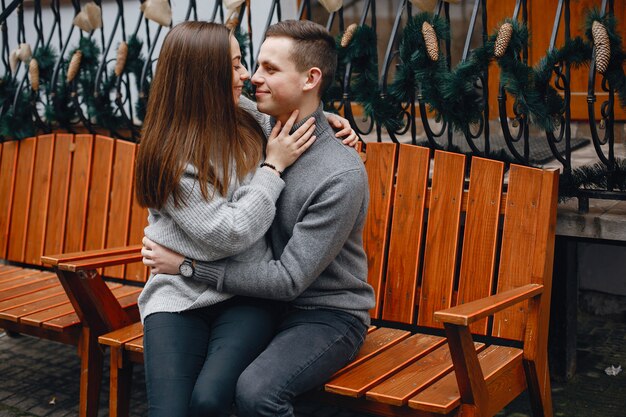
left=1, top=296, right=625, bottom=417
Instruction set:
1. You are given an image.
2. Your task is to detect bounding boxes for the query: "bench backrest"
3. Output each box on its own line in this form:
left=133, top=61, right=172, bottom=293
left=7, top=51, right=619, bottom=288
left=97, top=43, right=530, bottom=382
left=363, top=143, right=558, bottom=343
left=0, top=134, right=148, bottom=283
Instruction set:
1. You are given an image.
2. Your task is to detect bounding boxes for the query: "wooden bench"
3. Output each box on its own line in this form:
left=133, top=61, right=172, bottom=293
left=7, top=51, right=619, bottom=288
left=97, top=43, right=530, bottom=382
left=44, top=142, right=558, bottom=417
left=0, top=134, right=149, bottom=417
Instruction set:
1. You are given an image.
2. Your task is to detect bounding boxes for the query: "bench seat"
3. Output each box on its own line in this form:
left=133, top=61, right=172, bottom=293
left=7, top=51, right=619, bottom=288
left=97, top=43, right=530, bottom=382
left=75, top=142, right=559, bottom=417
left=0, top=134, right=148, bottom=417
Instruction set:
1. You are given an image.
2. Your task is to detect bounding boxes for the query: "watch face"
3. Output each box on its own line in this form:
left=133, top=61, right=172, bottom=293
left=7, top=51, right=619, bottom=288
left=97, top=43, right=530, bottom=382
left=180, top=263, right=193, bottom=277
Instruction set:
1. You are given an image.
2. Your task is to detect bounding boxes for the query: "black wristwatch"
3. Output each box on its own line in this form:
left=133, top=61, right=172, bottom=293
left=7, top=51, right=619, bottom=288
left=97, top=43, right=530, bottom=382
left=179, top=257, right=195, bottom=278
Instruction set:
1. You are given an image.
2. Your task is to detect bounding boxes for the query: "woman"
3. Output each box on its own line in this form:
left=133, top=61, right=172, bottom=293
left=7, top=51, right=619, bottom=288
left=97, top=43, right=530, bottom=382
left=136, top=21, right=355, bottom=417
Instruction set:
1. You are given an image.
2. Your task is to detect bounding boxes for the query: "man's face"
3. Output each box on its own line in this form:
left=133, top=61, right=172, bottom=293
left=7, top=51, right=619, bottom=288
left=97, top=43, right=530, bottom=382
left=251, top=36, right=307, bottom=121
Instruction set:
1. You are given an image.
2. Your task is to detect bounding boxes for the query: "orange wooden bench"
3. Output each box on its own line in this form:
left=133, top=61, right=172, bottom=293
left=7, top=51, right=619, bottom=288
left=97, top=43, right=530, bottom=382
left=0, top=134, right=149, bottom=417
left=45, top=142, right=558, bottom=417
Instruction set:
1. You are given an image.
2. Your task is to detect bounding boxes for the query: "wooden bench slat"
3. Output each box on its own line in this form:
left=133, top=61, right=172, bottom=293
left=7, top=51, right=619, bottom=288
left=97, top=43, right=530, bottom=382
left=125, top=336, right=144, bottom=352
left=0, top=140, right=19, bottom=258
left=494, top=165, right=546, bottom=341
left=0, top=289, right=69, bottom=321
left=104, top=140, right=137, bottom=279
left=99, top=321, right=144, bottom=347
left=0, top=270, right=53, bottom=291
left=8, top=137, right=36, bottom=262
left=0, top=268, right=39, bottom=284
left=84, top=136, right=115, bottom=253
left=0, top=281, right=64, bottom=311
left=43, top=134, right=74, bottom=257
left=64, top=134, right=94, bottom=253
left=0, top=265, right=22, bottom=275
left=417, top=151, right=466, bottom=329
left=332, top=328, right=412, bottom=377
left=382, top=145, right=430, bottom=323
left=0, top=274, right=58, bottom=302
left=20, top=282, right=126, bottom=328
left=407, top=345, right=523, bottom=414
left=366, top=342, right=485, bottom=406
left=325, top=334, right=445, bottom=398
left=456, top=157, right=504, bottom=335
left=24, top=134, right=55, bottom=265
left=58, top=252, right=143, bottom=272
left=362, top=143, right=397, bottom=318
left=42, top=244, right=143, bottom=266
left=125, top=191, right=149, bottom=282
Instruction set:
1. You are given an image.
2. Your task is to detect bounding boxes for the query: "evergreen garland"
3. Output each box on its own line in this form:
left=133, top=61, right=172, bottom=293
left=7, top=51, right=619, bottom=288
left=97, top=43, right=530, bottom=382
left=0, top=77, right=35, bottom=139
left=339, top=24, right=404, bottom=132
left=496, top=20, right=592, bottom=131
left=389, top=12, right=493, bottom=137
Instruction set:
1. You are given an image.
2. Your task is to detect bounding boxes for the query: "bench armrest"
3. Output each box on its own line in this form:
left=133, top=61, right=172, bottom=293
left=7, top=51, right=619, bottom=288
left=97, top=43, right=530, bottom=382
left=42, top=245, right=143, bottom=271
left=434, top=283, right=543, bottom=326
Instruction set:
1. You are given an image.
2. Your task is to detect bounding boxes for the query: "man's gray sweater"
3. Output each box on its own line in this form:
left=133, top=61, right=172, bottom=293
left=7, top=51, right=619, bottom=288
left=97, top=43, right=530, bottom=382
left=193, top=104, right=376, bottom=326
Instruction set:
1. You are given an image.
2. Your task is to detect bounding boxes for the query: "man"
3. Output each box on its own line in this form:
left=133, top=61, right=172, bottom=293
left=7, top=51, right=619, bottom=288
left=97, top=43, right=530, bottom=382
left=143, top=19, right=375, bottom=416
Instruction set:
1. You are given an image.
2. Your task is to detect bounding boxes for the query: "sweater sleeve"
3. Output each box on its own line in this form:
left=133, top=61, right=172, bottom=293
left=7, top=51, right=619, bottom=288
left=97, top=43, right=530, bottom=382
left=192, top=168, right=366, bottom=300
left=163, top=167, right=284, bottom=257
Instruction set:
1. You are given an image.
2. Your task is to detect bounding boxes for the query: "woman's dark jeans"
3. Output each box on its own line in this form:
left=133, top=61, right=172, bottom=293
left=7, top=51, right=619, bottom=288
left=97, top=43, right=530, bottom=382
left=143, top=297, right=278, bottom=417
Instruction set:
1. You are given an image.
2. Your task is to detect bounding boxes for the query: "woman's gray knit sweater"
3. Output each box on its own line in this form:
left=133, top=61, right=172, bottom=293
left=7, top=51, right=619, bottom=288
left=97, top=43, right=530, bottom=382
left=137, top=161, right=285, bottom=322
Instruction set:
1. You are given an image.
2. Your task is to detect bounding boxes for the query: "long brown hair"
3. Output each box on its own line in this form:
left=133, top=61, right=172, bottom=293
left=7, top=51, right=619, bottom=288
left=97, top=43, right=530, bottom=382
left=135, top=21, right=265, bottom=209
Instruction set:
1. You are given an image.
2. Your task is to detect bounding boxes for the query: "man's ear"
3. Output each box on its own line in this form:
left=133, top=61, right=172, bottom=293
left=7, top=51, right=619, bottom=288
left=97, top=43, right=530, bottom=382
left=303, top=67, right=323, bottom=92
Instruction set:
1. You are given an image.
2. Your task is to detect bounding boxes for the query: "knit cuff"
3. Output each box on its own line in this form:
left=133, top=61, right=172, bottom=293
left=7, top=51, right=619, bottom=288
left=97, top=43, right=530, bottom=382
left=252, top=165, right=285, bottom=202
left=192, top=259, right=227, bottom=291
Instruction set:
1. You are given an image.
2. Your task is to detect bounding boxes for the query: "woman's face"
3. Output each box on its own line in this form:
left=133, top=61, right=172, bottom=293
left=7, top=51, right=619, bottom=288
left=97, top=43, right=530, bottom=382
left=230, top=35, right=249, bottom=105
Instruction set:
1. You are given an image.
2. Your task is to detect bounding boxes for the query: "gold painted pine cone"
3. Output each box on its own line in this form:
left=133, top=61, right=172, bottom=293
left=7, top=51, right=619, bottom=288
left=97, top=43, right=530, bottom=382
left=495, top=22, right=513, bottom=58
left=29, top=59, right=40, bottom=91
left=73, top=2, right=102, bottom=32
left=319, top=0, right=343, bottom=13
left=115, top=42, right=128, bottom=77
left=67, top=50, right=83, bottom=82
left=341, top=23, right=358, bottom=48
left=592, top=21, right=610, bottom=74
left=140, top=0, right=172, bottom=27
left=422, top=21, right=439, bottom=62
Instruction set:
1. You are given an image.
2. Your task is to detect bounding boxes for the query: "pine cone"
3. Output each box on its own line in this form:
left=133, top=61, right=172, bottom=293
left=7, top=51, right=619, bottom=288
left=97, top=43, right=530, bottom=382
left=592, top=21, right=610, bottom=74
left=29, top=58, right=40, bottom=92
left=67, top=50, right=83, bottom=82
left=114, top=41, right=128, bottom=77
left=421, top=21, right=439, bottom=61
left=341, top=23, right=358, bottom=48
left=494, top=22, right=513, bottom=58
left=225, top=16, right=239, bottom=31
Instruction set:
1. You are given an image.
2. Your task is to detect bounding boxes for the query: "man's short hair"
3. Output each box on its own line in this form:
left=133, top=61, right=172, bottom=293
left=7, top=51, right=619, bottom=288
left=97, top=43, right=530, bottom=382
left=265, top=20, right=337, bottom=97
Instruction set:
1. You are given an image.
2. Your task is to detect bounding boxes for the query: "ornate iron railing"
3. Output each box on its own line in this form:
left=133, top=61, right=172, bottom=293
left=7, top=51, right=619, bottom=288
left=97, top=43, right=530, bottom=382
left=1, top=0, right=624, bottom=206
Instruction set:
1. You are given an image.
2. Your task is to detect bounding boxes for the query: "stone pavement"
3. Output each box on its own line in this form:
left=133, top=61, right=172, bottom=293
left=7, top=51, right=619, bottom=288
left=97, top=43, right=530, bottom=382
left=1, top=298, right=625, bottom=417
